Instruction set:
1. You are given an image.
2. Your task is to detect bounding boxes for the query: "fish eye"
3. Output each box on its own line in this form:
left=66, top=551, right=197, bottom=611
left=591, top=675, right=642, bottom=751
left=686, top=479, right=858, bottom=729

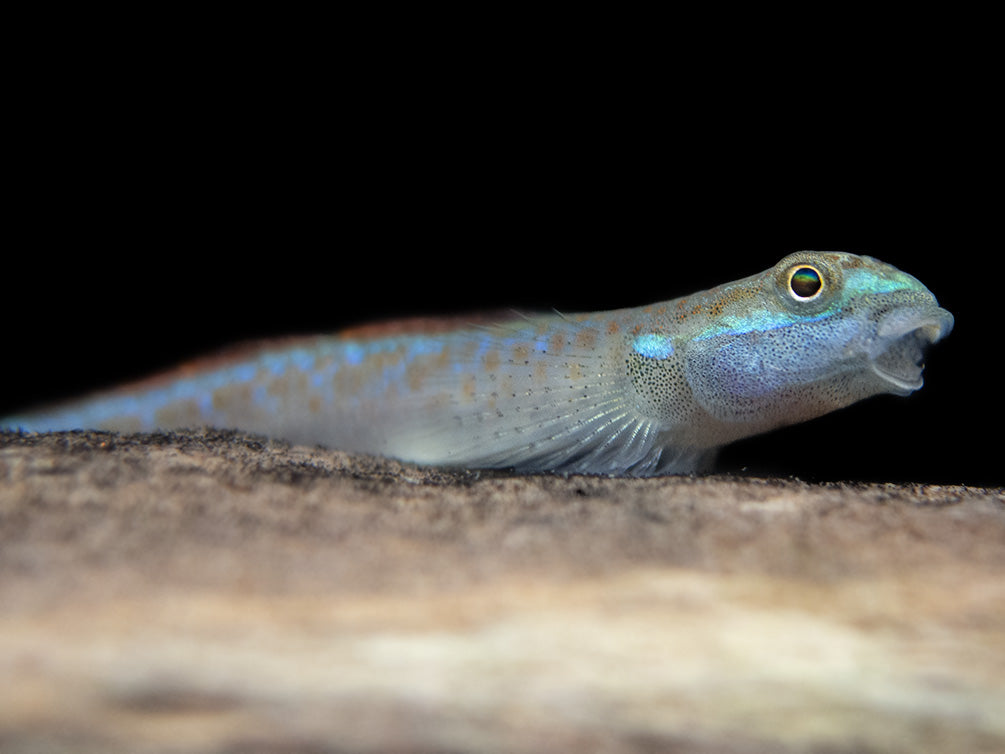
left=787, top=265, right=824, bottom=301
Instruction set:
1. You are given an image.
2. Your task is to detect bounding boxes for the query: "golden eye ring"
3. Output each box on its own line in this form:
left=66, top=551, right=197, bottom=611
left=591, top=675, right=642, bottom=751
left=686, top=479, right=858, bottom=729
left=787, top=265, right=824, bottom=301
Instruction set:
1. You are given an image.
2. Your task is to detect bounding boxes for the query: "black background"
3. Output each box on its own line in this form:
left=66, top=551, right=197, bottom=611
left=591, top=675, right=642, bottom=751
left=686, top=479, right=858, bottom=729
left=4, top=39, right=997, bottom=486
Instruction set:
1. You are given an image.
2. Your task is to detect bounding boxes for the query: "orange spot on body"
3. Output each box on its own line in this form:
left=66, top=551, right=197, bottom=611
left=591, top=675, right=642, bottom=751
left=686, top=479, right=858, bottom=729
left=575, top=328, right=598, bottom=349
left=461, top=374, right=477, bottom=402
left=550, top=331, right=566, bottom=355
left=267, top=374, right=290, bottom=397
left=460, top=339, right=478, bottom=362
left=214, top=383, right=252, bottom=413
left=408, top=362, right=427, bottom=392
left=483, top=348, right=501, bottom=372
left=334, top=365, right=365, bottom=395
left=435, top=345, right=451, bottom=370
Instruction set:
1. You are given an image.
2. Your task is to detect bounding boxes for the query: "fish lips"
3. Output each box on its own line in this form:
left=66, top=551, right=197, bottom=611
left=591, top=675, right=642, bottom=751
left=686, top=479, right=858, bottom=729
left=869, top=306, right=954, bottom=394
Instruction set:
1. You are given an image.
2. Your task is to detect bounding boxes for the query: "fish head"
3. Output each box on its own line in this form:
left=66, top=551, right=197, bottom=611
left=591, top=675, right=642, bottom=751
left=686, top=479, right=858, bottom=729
left=680, top=251, right=954, bottom=434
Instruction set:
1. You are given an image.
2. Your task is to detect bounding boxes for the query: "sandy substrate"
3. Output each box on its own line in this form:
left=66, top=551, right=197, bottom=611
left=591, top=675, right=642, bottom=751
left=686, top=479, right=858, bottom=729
left=1, top=430, right=1003, bottom=753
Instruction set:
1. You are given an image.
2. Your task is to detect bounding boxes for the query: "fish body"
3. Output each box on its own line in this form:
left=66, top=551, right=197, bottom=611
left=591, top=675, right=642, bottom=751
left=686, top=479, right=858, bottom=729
left=2, top=252, right=953, bottom=476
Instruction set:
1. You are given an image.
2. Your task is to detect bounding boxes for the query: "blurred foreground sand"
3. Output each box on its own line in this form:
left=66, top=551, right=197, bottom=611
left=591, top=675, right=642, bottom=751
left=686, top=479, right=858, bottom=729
left=1, top=430, right=1003, bottom=753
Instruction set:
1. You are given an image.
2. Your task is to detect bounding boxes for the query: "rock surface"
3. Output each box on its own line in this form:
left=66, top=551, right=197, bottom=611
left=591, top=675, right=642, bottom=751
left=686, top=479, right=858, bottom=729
left=1, top=430, right=1003, bottom=753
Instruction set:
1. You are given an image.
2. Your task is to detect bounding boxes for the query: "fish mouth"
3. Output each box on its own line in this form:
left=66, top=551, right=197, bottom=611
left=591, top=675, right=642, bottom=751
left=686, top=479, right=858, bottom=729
left=869, top=307, right=954, bottom=394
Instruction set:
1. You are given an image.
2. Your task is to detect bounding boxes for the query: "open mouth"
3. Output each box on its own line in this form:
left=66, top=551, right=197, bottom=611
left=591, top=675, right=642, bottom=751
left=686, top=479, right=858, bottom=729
left=870, top=308, right=954, bottom=393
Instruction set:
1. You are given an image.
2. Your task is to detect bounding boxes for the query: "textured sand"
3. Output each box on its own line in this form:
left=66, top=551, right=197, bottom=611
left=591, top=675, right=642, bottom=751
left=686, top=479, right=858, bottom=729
left=1, top=430, right=1003, bottom=753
